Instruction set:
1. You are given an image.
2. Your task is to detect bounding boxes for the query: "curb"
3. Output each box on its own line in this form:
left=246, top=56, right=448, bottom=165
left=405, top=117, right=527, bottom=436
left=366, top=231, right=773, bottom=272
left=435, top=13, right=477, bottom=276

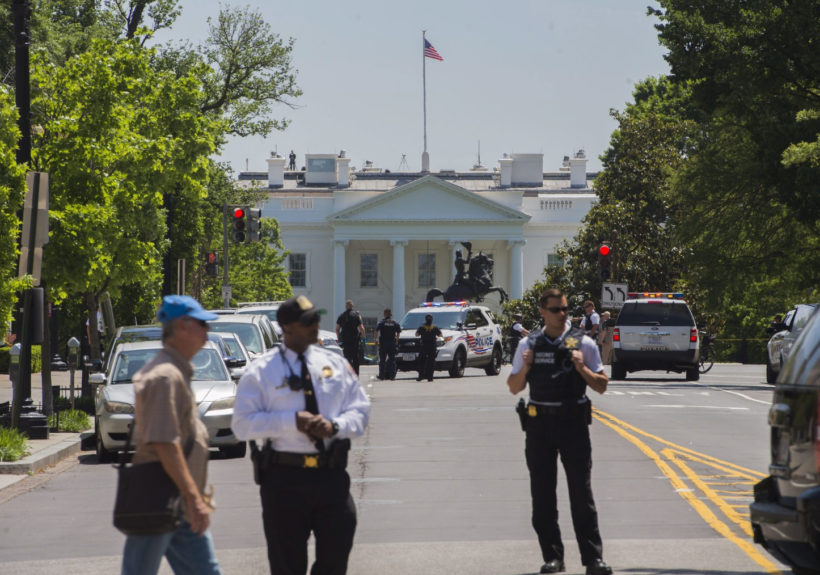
left=0, top=432, right=91, bottom=475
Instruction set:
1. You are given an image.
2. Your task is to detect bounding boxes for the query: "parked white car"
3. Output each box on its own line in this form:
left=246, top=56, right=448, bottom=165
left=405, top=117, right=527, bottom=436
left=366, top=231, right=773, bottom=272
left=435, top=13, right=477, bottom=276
left=91, top=340, right=245, bottom=462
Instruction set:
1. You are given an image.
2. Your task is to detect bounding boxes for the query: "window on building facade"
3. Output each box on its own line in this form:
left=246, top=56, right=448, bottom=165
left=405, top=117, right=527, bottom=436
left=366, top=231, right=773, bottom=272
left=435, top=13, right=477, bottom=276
left=547, top=253, right=565, bottom=267
left=289, top=253, right=307, bottom=287
left=418, top=253, right=436, bottom=287
left=360, top=254, right=378, bottom=287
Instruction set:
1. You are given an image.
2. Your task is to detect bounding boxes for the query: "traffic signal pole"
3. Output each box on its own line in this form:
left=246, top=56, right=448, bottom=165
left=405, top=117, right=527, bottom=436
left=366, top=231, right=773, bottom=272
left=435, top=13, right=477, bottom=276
left=222, top=204, right=231, bottom=307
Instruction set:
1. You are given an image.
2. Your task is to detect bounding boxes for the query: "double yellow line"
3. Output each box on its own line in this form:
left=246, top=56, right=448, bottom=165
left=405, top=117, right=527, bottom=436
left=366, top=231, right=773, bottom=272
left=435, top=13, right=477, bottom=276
left=593, top=408, right=783, bottom=574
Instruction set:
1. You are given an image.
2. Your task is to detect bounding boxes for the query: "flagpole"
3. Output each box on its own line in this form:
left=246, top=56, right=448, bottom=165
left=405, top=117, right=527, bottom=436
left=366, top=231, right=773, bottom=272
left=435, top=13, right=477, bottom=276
left=421, top=30, right=429, bottom=172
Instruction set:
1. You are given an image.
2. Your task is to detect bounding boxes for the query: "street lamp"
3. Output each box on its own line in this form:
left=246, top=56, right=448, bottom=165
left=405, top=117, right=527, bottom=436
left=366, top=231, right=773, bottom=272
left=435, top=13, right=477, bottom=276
left=67, top=336, right=80, bottom=410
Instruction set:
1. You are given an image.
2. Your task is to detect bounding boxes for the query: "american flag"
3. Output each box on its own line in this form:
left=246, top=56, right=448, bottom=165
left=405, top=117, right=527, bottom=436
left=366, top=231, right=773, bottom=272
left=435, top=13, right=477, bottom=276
left=424, top=39, right=443, bottom=61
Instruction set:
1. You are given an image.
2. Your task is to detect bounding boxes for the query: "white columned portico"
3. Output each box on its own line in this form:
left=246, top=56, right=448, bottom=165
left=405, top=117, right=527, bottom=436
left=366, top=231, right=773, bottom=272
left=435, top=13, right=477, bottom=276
left=508, top=239, right=526, bottom=299
left=391, top=240, right=408, bottom=318
left=333, top=239, right=348, bottom=320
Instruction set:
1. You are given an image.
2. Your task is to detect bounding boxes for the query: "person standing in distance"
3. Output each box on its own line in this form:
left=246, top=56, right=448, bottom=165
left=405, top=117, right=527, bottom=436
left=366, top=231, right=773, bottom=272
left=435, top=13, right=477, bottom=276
left=506, top=288, right=612, bottom=575
left=415, top=314, right=442, bottom=382
left=508, top=313, right=530, bottom=361
left=582, top=300, right=600, bottom=341
left=231, top=295, right=370, bottom=575
left=122, top=295, right=222, bottom=575
left=375, top=308, right=401, bottom=380
left=336, top=300, right=366, bottom=375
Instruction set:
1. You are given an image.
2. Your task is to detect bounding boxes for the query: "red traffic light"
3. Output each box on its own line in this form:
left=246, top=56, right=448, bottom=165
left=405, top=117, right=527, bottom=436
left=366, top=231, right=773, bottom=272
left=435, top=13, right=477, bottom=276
left=233, top=207, right=245, bottom=219
left=599, top=244, right=611, bottom=256
left=207, top=252, right=217, bottom=264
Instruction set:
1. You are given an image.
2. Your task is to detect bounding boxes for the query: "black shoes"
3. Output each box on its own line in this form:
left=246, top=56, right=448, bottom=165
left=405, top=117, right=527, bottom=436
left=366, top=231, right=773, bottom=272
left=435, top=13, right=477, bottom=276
left=586, top=558, right=613, bottom=575
left=540, top=559, right=565, bottom=574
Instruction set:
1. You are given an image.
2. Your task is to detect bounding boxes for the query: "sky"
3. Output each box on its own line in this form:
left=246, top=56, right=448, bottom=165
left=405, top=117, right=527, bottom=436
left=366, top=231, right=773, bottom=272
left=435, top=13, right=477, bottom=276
left=153, top=0, right=670, bottom=174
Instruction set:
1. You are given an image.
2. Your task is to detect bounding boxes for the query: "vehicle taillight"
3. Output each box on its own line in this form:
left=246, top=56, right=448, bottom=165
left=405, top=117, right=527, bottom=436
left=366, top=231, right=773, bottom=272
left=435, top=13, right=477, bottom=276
left=690, top=328, right=698, bottom=343
left=613, top=328, right=620, bottom=342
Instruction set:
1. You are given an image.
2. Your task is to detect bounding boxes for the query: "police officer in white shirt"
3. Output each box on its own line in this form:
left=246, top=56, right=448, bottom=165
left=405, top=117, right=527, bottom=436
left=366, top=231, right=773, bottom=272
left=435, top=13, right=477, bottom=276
left=231, top=295, right=370, bottom=575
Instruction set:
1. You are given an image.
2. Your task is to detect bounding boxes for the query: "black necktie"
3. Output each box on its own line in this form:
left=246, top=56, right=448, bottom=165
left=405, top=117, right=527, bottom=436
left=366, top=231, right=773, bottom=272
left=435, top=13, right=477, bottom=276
left=299, top=353, right=324, bottom=452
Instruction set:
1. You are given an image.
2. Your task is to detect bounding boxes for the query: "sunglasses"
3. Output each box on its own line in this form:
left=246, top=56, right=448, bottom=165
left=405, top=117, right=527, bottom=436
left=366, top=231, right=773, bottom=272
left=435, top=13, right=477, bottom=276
left=544, top=306, right=569, bottom=314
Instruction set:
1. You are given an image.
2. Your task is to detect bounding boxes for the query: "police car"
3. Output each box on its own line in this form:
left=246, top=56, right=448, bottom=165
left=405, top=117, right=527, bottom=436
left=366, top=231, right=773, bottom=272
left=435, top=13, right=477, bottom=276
left=611, top=292, right=700, bottom=381
left=396, top=301, right=503, bottom=377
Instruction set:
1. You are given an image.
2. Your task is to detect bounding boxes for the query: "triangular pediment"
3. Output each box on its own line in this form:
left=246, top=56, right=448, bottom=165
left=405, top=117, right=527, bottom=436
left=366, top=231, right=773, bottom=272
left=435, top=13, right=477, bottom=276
left=328, top=175, right=530, bottom=223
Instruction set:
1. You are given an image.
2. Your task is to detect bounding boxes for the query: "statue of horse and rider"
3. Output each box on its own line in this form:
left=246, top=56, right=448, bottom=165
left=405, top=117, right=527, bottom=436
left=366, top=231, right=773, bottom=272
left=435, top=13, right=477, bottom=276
left=425, top=241, right=508, bottom=303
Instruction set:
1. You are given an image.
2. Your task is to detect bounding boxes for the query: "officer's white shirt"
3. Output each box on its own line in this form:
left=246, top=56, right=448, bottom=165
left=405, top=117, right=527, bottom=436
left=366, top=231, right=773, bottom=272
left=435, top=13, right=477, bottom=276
left=512, top=322, right=525, bottom=334
left=510, top=324, right=604, bottom=376
left=231, top=343, right=370, bottom=453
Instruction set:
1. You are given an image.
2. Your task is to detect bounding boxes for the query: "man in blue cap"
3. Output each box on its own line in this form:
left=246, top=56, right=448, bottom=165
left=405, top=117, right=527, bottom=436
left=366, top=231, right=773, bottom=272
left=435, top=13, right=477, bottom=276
left=121, top=295, right=223, bottom=575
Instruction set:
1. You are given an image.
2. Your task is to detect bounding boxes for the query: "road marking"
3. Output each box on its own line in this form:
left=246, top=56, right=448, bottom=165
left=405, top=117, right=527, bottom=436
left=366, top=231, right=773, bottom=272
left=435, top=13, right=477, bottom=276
left=593, top=408, right=782, bottom=574
left=645, top=405, right=749, bottom=411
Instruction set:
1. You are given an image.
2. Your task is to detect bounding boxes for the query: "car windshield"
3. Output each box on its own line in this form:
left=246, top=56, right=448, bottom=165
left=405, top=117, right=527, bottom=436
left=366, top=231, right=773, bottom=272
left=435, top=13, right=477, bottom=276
left=401, top=311, right=464, bottom=330
left=237, top=308, right=278, bottom=322
left=110, top=349, right=158, bottom=384
left=617, top=302, right=693, bottom=327
left=209, top=322, right=263, bottom=354
left=191, top=348, right=230, bottom=381
left=221, top=336, right=247, bottom=360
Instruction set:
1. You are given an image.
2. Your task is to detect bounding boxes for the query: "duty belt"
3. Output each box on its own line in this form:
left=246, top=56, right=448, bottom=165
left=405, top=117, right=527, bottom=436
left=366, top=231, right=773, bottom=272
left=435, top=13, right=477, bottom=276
left=271, top=451, right=330, bottom=469
left=527, top=399, right=588, bottom=417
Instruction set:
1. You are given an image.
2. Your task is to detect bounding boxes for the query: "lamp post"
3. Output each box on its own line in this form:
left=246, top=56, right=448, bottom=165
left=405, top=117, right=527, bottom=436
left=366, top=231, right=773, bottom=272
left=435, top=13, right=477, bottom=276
left=67, top=337, right=80, bottom=410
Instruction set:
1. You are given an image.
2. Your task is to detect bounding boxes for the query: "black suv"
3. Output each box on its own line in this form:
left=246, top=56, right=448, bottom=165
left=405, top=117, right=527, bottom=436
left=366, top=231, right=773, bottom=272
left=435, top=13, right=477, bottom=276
left=751, top=305, right=820, bottom=573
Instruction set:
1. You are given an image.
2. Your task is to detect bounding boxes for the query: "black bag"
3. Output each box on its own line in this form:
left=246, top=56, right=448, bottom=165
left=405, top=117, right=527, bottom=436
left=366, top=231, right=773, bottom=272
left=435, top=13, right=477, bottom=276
left=112, top=424, right=187, bottom=536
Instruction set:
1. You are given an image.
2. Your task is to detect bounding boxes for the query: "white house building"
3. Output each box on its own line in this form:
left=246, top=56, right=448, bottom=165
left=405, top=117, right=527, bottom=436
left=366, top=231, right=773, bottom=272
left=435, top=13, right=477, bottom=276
left=237, top=150, right=597, bottom=333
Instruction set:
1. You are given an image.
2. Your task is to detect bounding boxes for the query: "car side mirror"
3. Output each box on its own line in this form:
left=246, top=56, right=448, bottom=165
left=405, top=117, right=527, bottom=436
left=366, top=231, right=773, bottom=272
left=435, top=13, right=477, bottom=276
left=89, top=373, right=106, bottom=386
left=456, top=322, right=463, bottom=329
left=229, top=368, right=244, bottom=381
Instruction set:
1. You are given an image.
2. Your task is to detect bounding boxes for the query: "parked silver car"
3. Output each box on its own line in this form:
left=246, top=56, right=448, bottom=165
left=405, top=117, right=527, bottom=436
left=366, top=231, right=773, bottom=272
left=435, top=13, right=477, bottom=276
left=91, top=340, right=245, bottom=462
left=765, top=303, right=818, bottom=383
left=208, top=314, right=278, bottom=359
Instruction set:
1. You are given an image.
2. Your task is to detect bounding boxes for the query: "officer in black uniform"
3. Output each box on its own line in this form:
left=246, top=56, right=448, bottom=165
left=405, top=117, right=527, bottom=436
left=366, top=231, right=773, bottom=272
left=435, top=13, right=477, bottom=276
left=507, top=288, right=613, bottom=575
left=508, top=313, right=530, bottom=361
left=375, top=308, right=401, bottom=380
left=415, top=314, right=441, bottom=382
left=336, top=300, right=365, bottom=375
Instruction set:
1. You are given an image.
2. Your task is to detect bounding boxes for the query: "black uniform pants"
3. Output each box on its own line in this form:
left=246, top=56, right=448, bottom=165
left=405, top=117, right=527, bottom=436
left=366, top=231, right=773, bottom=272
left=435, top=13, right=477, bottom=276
left=524, top=411, right=603, bottom=566
left=260, top=465, right=357, bottom=575
left=378, top=343, right=397, bottom=380
left=417, top=347, right=437, bottom=380
left=342, top=341, right=360, bottom=375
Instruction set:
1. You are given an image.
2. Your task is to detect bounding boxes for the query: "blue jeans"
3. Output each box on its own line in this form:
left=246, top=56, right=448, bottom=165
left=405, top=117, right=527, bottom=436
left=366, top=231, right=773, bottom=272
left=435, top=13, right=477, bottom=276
left=121, top=519, right=222, bottom=575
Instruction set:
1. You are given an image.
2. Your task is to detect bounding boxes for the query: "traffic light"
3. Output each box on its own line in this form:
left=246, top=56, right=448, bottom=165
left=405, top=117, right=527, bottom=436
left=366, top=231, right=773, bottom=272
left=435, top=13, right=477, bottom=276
left=205, top=251, right=219, bottom=277
left=598, top=243, right=611, bottom=280
left=231, top=206, right=246, bottom=243
left=247, top=208, right=262, bottom=242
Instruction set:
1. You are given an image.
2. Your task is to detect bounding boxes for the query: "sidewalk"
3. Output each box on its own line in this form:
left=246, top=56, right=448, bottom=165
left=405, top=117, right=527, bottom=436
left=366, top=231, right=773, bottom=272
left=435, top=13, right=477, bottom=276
left=0, top=370, right=89, bottom=490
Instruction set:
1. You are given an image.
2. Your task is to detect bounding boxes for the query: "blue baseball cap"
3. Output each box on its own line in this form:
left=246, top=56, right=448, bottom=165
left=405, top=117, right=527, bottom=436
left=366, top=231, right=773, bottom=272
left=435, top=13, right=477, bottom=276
left=157, top=295, right=219, bottom=324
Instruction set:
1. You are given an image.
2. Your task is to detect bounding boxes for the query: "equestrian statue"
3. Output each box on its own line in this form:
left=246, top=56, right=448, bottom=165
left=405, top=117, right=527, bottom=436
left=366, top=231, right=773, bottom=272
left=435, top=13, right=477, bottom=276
left=425, top=242, right=508, bottom=303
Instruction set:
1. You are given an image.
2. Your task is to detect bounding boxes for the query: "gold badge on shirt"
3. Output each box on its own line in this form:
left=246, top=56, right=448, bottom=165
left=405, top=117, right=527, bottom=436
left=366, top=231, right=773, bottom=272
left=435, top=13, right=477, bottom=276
left=321, top=366, right=333, bottom=379
left=564, top=337, right=579, bottom=350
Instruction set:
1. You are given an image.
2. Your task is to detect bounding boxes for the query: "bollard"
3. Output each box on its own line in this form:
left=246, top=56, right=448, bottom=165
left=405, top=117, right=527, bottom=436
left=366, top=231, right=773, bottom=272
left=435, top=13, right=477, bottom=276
left=67, top=337, right=80, bottom=410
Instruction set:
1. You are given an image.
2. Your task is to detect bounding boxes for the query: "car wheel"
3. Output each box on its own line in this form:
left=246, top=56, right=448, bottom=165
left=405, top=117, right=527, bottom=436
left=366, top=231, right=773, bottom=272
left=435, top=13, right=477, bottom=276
left=484, top=345, right=502, bottom=376
left=95, top=418, right=114, bottom=463
left=685, top=367, right=700, bottom=381
left=220, top=441, right=247, bottom=459
left=449, top=348, right=466, bottom=378
left=611, top=362, right=626, bottom=380
left=765, top=361, right=778, bottom=384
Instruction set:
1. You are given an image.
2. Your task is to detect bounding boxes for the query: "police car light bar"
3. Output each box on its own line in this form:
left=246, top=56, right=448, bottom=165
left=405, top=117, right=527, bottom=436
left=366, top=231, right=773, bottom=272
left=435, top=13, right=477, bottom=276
left=627, top=292, right=684, bottom=300
left=420, top=301, right=469, bottom=307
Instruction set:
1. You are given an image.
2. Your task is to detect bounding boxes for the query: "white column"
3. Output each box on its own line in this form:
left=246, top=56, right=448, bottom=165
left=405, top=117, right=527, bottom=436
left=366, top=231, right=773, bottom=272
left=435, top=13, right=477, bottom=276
left=391, top=240, right=408, bottom=318
left=508, top=239, right=525, bottom=300
left=333, top=239, right=348, bottom=320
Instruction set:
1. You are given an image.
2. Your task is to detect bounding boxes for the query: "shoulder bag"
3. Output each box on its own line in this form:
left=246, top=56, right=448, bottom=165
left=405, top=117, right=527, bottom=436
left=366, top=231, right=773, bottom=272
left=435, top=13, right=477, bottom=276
left=112, top=423, right=192, bottom=536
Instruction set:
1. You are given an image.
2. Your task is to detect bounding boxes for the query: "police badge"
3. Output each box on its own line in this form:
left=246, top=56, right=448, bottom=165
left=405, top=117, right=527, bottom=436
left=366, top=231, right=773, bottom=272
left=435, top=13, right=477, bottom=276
left=564, top=336, right=580, bottom=350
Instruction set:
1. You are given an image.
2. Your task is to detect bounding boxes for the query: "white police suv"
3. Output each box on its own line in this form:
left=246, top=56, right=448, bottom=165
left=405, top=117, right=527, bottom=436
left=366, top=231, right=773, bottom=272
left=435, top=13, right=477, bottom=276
left=611, top=292, right=700, bottom=381
left=396, top=301, right=503, bottom=377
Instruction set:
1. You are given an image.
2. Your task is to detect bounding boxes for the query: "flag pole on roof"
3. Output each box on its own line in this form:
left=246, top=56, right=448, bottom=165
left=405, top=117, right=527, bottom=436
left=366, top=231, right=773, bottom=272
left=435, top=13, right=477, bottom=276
left=422, top=31, right=443, bottom=173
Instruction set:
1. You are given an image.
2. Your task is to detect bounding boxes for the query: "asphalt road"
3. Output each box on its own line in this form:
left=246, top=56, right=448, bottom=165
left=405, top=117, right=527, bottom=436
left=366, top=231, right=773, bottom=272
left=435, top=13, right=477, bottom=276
left=0, top=363, right=791, bottom=575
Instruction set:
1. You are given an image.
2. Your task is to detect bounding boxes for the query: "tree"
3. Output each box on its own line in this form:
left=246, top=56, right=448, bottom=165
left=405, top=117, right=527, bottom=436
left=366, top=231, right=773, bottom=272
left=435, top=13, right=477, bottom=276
left=0, top=86, right=27, bottom=332
left=30, top=38, right=219, bottom=357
